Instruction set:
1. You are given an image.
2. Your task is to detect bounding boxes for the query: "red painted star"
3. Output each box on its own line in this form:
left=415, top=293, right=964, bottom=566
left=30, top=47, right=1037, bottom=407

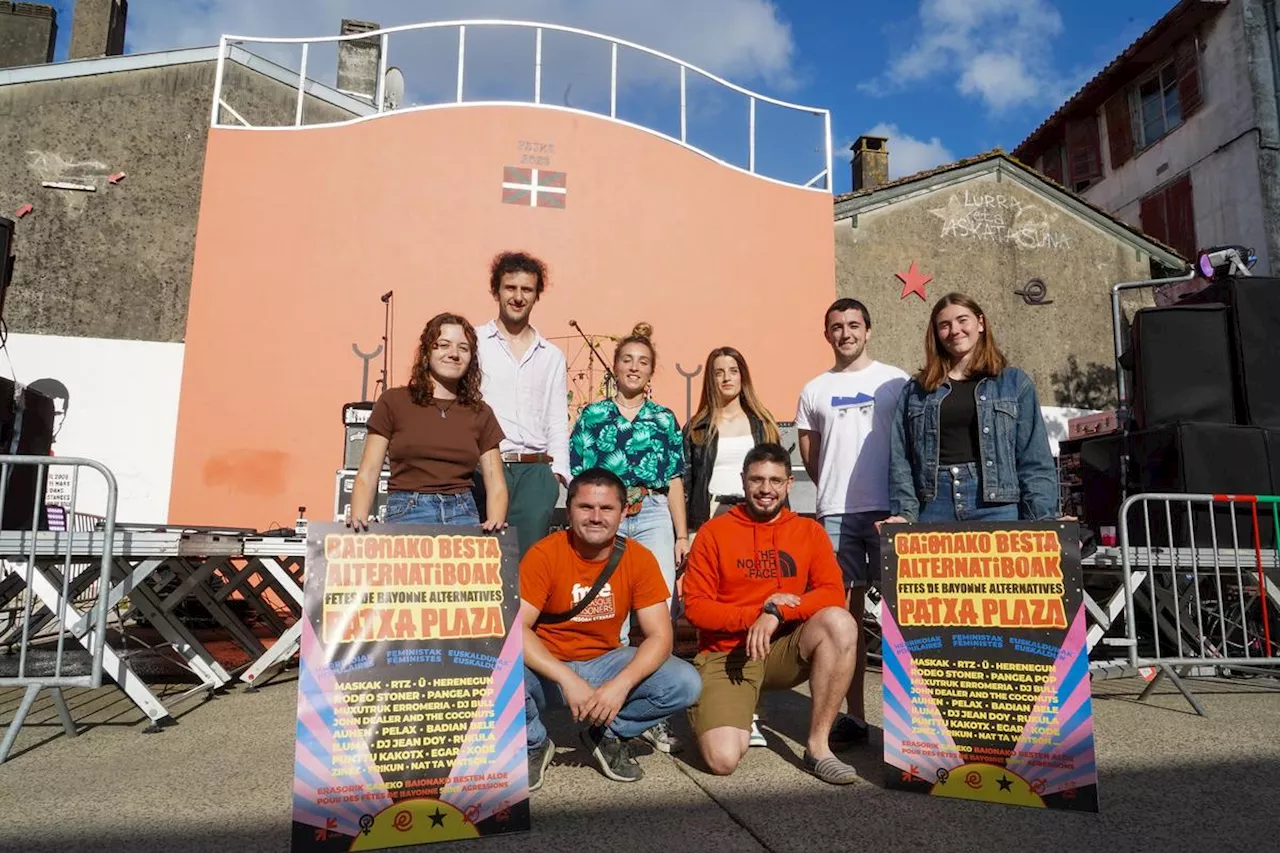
left=896, top=261, right=932, bottom=301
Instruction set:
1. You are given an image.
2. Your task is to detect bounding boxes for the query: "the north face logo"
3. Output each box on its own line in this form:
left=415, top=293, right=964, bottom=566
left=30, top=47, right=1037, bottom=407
left=736, top=549, right=797, bottom=579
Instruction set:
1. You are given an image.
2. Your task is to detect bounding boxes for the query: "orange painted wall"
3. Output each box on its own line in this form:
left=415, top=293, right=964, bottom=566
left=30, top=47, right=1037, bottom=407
left=170, top=105, right=834, bottom=528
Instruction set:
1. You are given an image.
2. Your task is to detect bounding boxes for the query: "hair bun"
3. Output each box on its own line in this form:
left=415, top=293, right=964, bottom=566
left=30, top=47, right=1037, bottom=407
left=631, top=322, right=653, bottom=339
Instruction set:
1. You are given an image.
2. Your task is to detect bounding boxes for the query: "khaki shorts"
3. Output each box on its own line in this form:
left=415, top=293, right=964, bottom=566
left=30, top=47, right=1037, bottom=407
left=687, top=625, right=810, bottom=735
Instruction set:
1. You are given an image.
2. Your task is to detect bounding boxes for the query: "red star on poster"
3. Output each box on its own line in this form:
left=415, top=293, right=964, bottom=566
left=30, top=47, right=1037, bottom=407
left=896, top=261, right=932, bottom=301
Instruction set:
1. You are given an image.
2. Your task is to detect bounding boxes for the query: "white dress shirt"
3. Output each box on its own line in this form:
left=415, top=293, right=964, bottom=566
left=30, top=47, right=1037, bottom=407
left=476, top=320, right=570, bottom=481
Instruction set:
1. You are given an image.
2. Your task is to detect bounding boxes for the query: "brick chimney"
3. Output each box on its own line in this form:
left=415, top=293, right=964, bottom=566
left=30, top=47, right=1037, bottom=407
left=851, top=135, right=889, bottom=191
left=0, top=3, right=58, bottom=70
left=336, top=19, right=382, bottom=101
left=68, top=0, right=126, bottom=60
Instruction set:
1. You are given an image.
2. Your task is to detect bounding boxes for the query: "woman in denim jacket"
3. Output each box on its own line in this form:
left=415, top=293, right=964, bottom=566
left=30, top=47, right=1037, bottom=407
left=885, top=293, right=1059, bottom=523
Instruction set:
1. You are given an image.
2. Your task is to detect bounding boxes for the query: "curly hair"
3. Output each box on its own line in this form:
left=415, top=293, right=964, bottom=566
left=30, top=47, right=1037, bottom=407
left=408, top=313, right=484, bottom=408
left=489, top=251, right=547, bottom=297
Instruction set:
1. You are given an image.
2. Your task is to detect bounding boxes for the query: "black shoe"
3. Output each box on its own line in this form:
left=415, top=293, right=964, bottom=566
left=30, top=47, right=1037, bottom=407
left=528, top=737, right=555, bottom=792
left=829, top=716, right=869, bottom=750
left=579, top=726, right=644, bottom=782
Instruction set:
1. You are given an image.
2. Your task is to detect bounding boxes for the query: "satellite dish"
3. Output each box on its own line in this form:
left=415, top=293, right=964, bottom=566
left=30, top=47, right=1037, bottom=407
left=384, top=66, right=405, bottom=110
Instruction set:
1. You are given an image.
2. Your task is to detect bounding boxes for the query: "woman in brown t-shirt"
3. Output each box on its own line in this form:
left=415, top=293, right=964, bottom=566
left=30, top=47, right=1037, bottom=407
left=348, top=313, right=508, bottom=531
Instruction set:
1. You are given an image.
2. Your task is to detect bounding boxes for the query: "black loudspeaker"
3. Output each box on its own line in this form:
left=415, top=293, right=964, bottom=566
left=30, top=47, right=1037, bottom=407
left=344, top=425, right=368, bottom=468
left=0, top=378, right=56, bottom=530
left=1181, top=277, right=1280, bottom=428
left=1078, top=434, right=1126, bottom=529
left=340, top=401, right=385, bottom=470
left=1129, top=422, right=1274, bottom=548
left=333, top=469, right=389, bottom=523
left=0, top=216, right=14, bottom=319
left=1267, top=428, right=1280, bottom=502
left=1128, top=305, right=1237, bottom=430
left=776, top=420, right=802, bottom=470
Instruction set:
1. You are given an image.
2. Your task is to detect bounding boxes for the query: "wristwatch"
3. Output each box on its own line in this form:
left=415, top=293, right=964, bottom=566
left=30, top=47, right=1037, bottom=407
left=763, top=601, right=784, bottom=621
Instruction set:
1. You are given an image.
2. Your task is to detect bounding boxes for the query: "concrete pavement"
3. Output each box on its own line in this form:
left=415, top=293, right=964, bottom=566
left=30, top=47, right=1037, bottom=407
left=2, top=671, right=1279, bottom=853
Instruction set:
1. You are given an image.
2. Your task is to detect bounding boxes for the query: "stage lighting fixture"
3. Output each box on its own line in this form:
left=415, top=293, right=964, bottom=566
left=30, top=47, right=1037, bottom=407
left=1197, top=245, right=1256, bottom=280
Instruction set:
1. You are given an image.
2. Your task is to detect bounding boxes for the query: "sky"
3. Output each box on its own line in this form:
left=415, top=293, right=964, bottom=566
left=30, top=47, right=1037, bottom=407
left=46, top=0, right=1179, bottom=193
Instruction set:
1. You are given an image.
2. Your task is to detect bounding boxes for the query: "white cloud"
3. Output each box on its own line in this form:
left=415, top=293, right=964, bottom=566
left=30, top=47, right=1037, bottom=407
left=122, top=0, right=798, bottom=91
left=863, top=0, right=1064, bottom=113
left=851, top=123, right=955, bottom=180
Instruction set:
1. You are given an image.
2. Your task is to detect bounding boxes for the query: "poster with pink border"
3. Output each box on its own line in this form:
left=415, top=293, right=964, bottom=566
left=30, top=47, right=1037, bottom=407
left=880, top=520, right=1098, bottom=812
left=291, top=523, right=529, bottom=850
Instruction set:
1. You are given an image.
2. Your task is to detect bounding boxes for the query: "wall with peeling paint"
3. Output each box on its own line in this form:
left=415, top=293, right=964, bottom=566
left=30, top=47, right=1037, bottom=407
left=834, top=166, right=1154, bottom=410
left=0, top=59, right=354, bottom=342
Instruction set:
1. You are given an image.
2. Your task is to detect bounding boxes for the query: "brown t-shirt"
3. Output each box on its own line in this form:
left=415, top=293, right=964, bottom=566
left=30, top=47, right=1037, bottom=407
left=366, top=387, right=504, bottom=494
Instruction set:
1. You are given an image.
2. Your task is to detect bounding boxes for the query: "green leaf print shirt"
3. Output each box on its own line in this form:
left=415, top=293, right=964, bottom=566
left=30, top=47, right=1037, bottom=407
left=569, top=399, right=686, bottom=487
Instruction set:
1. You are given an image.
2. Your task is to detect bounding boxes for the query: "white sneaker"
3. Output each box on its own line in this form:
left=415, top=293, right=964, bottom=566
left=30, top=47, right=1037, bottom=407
left=749, top=713, right=767, bottom=747
left=639, top=719, right=684, bottom=754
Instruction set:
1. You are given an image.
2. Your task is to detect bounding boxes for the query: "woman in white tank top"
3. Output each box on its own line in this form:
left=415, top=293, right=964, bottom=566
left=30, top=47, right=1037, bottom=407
left=682, top=346, right=781, bottom=531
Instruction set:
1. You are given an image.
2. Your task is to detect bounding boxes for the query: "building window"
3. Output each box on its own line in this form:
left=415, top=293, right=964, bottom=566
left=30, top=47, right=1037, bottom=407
left=1065, top=116, right=1103, bottom=190
left=1104, top=37, right=1202, bottom=170
left=1036, top=117, right=1102, bottom=191
left=1133, top=62, right=1182, bottom=148
left=1139, top=174, right=1196, bottom=260
left=1040, top=144, right=1065, bottom=185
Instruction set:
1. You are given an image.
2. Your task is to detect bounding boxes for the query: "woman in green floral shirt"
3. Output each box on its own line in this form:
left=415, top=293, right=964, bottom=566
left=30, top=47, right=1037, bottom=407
left=569, top=322, right=689, bottom=755
left=570, top=322, right=689, bottom=606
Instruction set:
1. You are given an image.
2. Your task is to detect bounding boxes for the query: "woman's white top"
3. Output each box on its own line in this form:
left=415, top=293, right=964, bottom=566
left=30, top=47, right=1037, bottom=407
left=707, top=433, right=755, bottom=497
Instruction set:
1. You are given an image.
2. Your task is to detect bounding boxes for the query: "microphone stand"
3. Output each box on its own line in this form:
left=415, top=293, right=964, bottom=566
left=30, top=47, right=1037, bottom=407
left=379, top=291, right=393, bottom=395
left=569, top=320, right=615, bottom=395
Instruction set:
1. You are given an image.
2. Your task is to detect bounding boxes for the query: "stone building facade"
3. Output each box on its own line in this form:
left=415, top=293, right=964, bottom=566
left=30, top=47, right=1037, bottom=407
left=0, top=23, right=371, bottom=343
left=0, top=2, right=56, bottom=70
left=1015, top=0, right=1280, bottom=277
left=833, top=145, right=1187, bottom=409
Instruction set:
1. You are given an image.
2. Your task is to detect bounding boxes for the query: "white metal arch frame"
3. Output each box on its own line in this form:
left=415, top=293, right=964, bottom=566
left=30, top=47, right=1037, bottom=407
left=210, top=19, right=834, bottom=193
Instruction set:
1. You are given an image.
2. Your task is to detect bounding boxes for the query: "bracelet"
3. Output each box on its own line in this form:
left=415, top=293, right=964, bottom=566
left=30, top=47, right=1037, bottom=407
left=676, top=535, right=689, bottom=541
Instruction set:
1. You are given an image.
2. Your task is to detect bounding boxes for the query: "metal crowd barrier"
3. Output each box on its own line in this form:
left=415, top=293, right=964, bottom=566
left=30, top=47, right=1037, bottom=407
left=1117, top=492, right=1280, bottom=715
left=0, top=455, right=118, bottom=764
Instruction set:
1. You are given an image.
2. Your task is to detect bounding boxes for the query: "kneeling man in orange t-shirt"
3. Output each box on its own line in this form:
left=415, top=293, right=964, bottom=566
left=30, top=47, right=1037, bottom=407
left=520, top=468, right=701, bottom=790
left=682, top=443, right=862, bottom=784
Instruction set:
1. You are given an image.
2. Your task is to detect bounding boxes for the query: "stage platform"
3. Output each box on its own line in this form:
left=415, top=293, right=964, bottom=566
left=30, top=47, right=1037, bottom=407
left=1, top=669, right=1277, bottom=852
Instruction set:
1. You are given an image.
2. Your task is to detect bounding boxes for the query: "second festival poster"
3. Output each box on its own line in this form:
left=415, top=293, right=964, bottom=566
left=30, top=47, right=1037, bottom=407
left=290, top=523, right=529, bottom=851
left=880, top=520, right=1099, bottom=811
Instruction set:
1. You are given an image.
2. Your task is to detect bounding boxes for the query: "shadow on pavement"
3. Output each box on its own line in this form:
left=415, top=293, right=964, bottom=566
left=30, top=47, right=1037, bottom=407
left=3, top=754, right=1279, bottom=853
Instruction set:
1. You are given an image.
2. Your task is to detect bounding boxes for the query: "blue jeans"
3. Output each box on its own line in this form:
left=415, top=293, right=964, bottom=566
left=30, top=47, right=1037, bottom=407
left=384, top=490, right=480, bottom=526
left=524, top=647, right=701, bottom=748
left=918, top=464, right=1019, bottom=523
left=618, top=494, right=677, bottom=638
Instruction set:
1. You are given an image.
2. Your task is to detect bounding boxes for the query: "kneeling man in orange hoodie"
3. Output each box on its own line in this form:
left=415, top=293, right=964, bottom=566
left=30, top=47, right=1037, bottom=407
left=682, top=442, right=861, bottom=784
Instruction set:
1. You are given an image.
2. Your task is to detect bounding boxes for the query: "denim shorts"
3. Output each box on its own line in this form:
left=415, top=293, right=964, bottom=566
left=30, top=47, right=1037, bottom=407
left=822, top=511, right=887, bottom=589
left=384, top=490, right=480, bottom=526
left=919, top=463, right=1018, bottom=523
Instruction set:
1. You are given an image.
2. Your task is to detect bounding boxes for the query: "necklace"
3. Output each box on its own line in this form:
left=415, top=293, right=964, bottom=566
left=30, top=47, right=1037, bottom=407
left=433, top=398, right=457, bottom=419
left=614, top=396, right=644, bottom=410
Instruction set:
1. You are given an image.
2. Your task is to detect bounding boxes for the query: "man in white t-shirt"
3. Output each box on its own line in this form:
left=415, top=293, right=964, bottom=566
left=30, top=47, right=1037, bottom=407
left=795, top=297, right=908, bottom=747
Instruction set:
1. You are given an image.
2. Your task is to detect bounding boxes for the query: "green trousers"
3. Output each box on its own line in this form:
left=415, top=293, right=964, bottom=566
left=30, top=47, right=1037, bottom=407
left=475, top=462, right=559, bottom=560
